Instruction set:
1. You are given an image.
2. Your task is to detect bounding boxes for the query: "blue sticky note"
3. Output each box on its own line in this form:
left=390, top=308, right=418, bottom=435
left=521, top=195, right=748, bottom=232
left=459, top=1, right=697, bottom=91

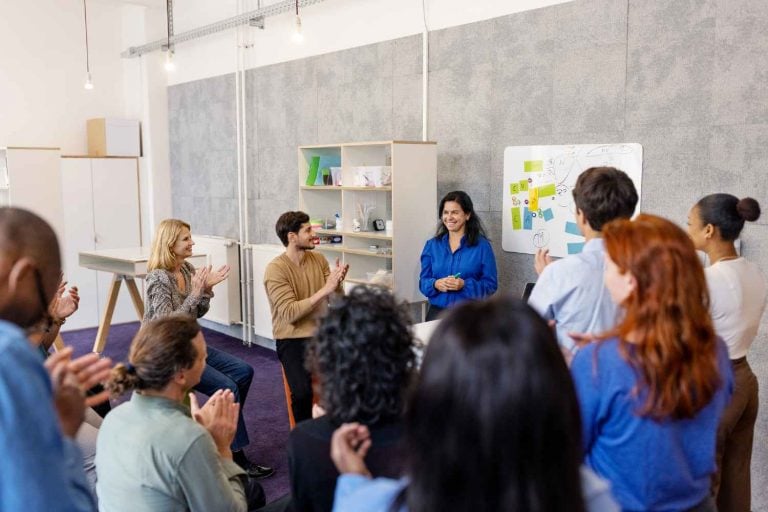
left=523, top=207, right=533, bottom=230
left=565, top=221, right=581, bottom=236
left=542, top=208, right=554, bottom=222
left=567, top=242, right=585, bottom=255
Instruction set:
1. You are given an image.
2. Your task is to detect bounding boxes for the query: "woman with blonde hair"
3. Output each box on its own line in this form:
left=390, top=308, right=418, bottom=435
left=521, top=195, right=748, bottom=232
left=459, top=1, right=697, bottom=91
left=144, top=219, right=273, bottom=479
left=571, top=214, right=733, bottom=511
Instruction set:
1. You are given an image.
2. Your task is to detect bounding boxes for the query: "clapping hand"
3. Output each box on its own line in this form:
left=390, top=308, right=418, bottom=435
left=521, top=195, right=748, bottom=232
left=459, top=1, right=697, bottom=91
left=190, top=390, right=240, bottom=458
left=534, top=249, right=553, bottom=275
left=205, top=264, right=230, bottom=290
left=45, top=347, right=113, bottom=437
left=191, top=266, right=211, bottom=296
left=330, top=422, right=372, bottom=477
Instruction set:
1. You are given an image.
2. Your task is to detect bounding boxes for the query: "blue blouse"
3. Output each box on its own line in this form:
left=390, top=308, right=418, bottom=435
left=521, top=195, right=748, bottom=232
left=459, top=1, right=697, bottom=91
left=419, top=234, right=498, bottom=308
left=571, top=337, right=733, bottom=511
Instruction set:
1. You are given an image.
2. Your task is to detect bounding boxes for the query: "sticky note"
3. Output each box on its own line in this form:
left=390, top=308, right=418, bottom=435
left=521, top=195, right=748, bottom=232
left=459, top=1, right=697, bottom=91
left=567, top=242, right=585, bottom=255
left=538, top=183, right=556, bottom=197
left=523, top=207, right=533, bottom=230
left=510, top=182, right=520, bottom=195
left=529, top=187, right=539, bottom=211
left=519, top=180, right=529, bottom=191
left=511, top=207, right=522, bottom=230
left=524, top=160, right=544, bottom=172
left=565, top=221, right=582, bottom=237
left=542, top=208, right=554, bottom=221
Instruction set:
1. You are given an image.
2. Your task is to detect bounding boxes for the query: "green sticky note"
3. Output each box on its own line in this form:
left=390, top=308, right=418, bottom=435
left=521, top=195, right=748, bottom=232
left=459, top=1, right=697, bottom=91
left=538, top=183, right=556, bottom=197
left=511, top=207, right=522, bottom=230
left=519, top=180, right=529, bottom=191
left=510, top=182, right=520, bottom=194
left=524, top=160, right=544, bottom=172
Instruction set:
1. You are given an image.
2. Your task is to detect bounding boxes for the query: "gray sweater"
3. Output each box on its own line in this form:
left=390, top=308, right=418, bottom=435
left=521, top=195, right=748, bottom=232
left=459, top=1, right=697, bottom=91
left=143, top=261, right=212, bottom=323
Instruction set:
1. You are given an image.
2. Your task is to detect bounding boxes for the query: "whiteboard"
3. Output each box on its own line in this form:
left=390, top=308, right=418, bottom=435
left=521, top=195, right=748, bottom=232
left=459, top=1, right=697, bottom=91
left=502, top=143, right=642, bottom=257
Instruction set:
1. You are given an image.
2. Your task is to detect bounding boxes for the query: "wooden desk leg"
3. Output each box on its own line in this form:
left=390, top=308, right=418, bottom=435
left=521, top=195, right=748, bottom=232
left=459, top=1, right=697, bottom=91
left=125, top=277, right=145, bottom=320
left=93, top=275, right=122, bottom=354
left=53, top=334, right=65, bottom=352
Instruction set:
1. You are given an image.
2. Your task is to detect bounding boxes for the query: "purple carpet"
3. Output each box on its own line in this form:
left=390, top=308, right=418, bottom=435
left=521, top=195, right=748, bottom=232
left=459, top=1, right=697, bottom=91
left=62, top=322, right=291, bottom=502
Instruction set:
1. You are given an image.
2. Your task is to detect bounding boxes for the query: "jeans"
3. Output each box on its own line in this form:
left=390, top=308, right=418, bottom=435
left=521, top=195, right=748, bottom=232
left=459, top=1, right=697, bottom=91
left=195, top=346, right=254, bottom=451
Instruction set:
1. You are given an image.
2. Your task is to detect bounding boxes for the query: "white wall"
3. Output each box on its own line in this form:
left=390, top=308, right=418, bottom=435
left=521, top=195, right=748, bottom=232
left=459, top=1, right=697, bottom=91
left=166, top=0, right=572, bottom=86
left=0, top=0, right=129, bottom=153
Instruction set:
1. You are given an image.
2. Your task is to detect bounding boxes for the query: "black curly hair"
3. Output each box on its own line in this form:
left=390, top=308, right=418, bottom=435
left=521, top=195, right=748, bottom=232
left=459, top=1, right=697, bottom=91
left=306, top=285, right=417, bottom=424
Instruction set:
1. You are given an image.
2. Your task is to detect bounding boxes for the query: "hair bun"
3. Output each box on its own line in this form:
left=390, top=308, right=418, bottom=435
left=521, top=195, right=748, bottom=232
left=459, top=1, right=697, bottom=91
left=737, top=197, right=761, bottom=222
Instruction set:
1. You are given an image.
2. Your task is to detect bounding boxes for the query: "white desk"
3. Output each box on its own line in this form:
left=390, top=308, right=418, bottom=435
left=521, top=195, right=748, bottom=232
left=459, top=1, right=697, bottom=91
left=79, top=247, right=207, bottom=353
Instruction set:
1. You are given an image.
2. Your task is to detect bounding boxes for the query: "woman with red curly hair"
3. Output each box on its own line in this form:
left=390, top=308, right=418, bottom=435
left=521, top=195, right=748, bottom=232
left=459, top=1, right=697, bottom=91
left=570, top=213, right=733, bottom=512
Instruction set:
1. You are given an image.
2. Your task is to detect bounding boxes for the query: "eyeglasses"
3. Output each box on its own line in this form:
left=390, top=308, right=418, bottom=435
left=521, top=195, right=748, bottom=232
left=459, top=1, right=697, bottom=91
left=33, top=267, right=55, bottom=332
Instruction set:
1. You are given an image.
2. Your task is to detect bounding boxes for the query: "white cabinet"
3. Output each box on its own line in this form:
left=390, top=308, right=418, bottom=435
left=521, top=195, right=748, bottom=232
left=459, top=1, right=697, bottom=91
left=0, top=147, right=65, bottom=241
left=60, top=157, right=142, bottom=331
left=298, top=141, right=437, bottom=303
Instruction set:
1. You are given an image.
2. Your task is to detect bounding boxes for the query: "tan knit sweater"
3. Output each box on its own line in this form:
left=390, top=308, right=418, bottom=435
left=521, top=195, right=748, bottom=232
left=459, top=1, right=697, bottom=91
left=263, top=251, right=331, bottom=340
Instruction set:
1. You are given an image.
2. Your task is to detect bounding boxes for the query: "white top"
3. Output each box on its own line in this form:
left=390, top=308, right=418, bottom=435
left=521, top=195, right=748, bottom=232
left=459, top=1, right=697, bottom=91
left=528, top=238, right=620, bottom=349
left=706, top=257, right=767, bottom=359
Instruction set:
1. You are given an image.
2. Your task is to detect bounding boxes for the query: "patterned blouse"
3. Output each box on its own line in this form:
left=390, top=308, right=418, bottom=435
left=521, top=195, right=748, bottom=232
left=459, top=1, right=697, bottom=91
left=143, top=261, right=213, bottom=323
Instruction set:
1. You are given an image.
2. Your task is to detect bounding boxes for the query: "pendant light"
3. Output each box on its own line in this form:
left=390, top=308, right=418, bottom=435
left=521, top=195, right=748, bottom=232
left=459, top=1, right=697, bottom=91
left=291, top=0, right=304, bottom=44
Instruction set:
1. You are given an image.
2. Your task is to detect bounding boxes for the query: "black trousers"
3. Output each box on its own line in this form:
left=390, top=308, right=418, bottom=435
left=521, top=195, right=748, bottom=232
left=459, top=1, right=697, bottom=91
left=276, top=337, right=313, bottom=424
left=425, top=304, right=445, bottom=322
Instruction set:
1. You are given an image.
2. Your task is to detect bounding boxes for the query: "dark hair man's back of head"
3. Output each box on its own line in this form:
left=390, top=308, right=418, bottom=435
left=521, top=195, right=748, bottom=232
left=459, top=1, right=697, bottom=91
left=275, top=211, right=309, bottom=247
left=572, top=167, right=638, bottom=232
left=0, top=208, right=62, bottom=324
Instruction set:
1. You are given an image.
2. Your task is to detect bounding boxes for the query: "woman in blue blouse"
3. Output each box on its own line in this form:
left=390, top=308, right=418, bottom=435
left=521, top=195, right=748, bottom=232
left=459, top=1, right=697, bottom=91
left=419, top=191, right=498, bottom=321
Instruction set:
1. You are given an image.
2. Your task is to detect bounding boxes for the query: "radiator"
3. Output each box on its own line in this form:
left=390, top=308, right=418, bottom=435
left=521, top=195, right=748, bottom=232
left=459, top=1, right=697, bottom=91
left=251, top=244, right=285, bottom=339
left=194, top=236, right=242, bottom=325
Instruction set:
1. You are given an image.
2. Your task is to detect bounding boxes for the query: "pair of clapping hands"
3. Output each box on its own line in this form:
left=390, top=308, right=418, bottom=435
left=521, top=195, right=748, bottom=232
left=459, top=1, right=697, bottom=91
left=434, top=273, right=464, bottom=293
left=322, top=259, right=349, bottom=295
left=189, top=390, right=239, bottom=459
left=191, top=264, right=231, bottom=296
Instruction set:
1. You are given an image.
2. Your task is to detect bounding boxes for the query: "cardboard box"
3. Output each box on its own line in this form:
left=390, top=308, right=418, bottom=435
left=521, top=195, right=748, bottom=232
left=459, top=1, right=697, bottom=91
left=87, top=118, right=141, bottom=157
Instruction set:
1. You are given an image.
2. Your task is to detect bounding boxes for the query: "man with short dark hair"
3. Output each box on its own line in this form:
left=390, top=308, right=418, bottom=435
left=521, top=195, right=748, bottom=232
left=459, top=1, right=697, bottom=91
left=0, top=207, right=109, bottom=510
left=264, top=211, right=348, bottom=423
left=528, top=167, right=639, bottom=351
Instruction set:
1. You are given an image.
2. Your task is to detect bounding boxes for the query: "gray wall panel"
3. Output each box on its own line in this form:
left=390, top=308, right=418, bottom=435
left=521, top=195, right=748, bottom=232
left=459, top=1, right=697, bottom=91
left=168, top=3, right=768, bottom=506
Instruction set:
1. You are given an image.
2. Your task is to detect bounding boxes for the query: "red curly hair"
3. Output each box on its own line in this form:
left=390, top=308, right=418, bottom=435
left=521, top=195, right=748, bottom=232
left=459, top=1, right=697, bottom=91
left=602, top=213, right=721, bottom=420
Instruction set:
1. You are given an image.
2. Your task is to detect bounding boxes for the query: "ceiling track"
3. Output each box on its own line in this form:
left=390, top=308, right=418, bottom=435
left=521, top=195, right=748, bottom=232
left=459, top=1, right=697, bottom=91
left=122, top=0, right=326, bottom=58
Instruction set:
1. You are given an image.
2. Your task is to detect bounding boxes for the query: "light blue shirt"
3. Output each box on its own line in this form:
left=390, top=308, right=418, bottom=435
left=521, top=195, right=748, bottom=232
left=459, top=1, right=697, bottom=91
left=528, top=238, right=619, bottom=349
left=0, top=320, right=95, bottom=511
left=332, top=467, right=619, bottom=512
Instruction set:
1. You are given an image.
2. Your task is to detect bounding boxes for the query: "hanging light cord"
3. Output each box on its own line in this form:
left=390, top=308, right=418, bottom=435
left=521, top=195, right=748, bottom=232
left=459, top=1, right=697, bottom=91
left=166, top=0, right=172, bottom=51
left=295, top=0, right=299, bottom=16
left=83, top=0, right=90, bottom=73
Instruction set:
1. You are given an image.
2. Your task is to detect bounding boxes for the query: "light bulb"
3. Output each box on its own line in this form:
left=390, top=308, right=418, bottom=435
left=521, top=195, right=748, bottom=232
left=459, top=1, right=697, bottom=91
left=164, top=51, right=176, bottom=72
left=84, top=72, right=94, bottom=90
left=291, top=15, right=304, bottom=44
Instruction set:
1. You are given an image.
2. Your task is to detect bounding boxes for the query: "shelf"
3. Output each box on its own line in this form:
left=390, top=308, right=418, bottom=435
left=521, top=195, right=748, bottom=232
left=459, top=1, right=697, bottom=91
left=315, top=229, right=392, bottom=241
left=314, top=244, right=345, bottom=253
left=344, top=248, right=393, bottom=259
left=300, top=185, right=391, bottom=192
left=346, top=278, right=393, bottom=289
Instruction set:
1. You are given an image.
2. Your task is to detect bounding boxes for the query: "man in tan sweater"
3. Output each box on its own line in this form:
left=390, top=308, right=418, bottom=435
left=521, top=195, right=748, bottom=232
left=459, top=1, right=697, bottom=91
left=264, top=211, right=348, bottom=423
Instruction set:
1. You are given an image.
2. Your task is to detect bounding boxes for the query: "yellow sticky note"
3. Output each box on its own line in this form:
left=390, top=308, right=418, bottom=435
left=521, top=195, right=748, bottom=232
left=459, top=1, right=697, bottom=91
left=538, top=183, right=556, bottom=197
left=524, top=160, right=544, bottom=172
left=529, top=187, right=539, bottom=211
left=511, top=207, right=522, bottom=230
left=510, top=182, right=520, bottom=195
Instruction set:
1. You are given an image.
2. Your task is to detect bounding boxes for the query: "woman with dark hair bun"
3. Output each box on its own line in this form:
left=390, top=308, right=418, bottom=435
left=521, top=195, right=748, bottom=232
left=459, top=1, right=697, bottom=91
left=419, top=191, right=498, bottom=321
left=285, top=285, right=416, bottom=512
left=572, top=213, right=733, bottom=511
left=330, top=296, right=618, bottom=512
left=687, top=194, right=766, bottom=512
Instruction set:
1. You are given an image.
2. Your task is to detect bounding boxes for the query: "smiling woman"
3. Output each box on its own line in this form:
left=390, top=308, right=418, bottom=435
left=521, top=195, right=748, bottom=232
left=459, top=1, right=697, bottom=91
left=418, top=191, right=498, bottom=321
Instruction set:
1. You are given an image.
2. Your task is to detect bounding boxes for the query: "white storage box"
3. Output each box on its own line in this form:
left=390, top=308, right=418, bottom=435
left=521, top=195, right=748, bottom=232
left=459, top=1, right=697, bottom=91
left=87, top=118, right=141, bottom=157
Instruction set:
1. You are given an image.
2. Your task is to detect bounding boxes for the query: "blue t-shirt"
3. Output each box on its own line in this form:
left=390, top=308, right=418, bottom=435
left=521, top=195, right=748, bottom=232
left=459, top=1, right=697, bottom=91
left=0, top=320, right=95, bottom=511
left=571, top=337, right=733, bottom=511
left=418, top=234, right=498, bottom=308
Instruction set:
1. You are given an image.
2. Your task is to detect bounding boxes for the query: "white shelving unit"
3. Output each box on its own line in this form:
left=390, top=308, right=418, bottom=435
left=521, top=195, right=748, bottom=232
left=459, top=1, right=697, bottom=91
left=298, top=141, right=437, bottom=303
